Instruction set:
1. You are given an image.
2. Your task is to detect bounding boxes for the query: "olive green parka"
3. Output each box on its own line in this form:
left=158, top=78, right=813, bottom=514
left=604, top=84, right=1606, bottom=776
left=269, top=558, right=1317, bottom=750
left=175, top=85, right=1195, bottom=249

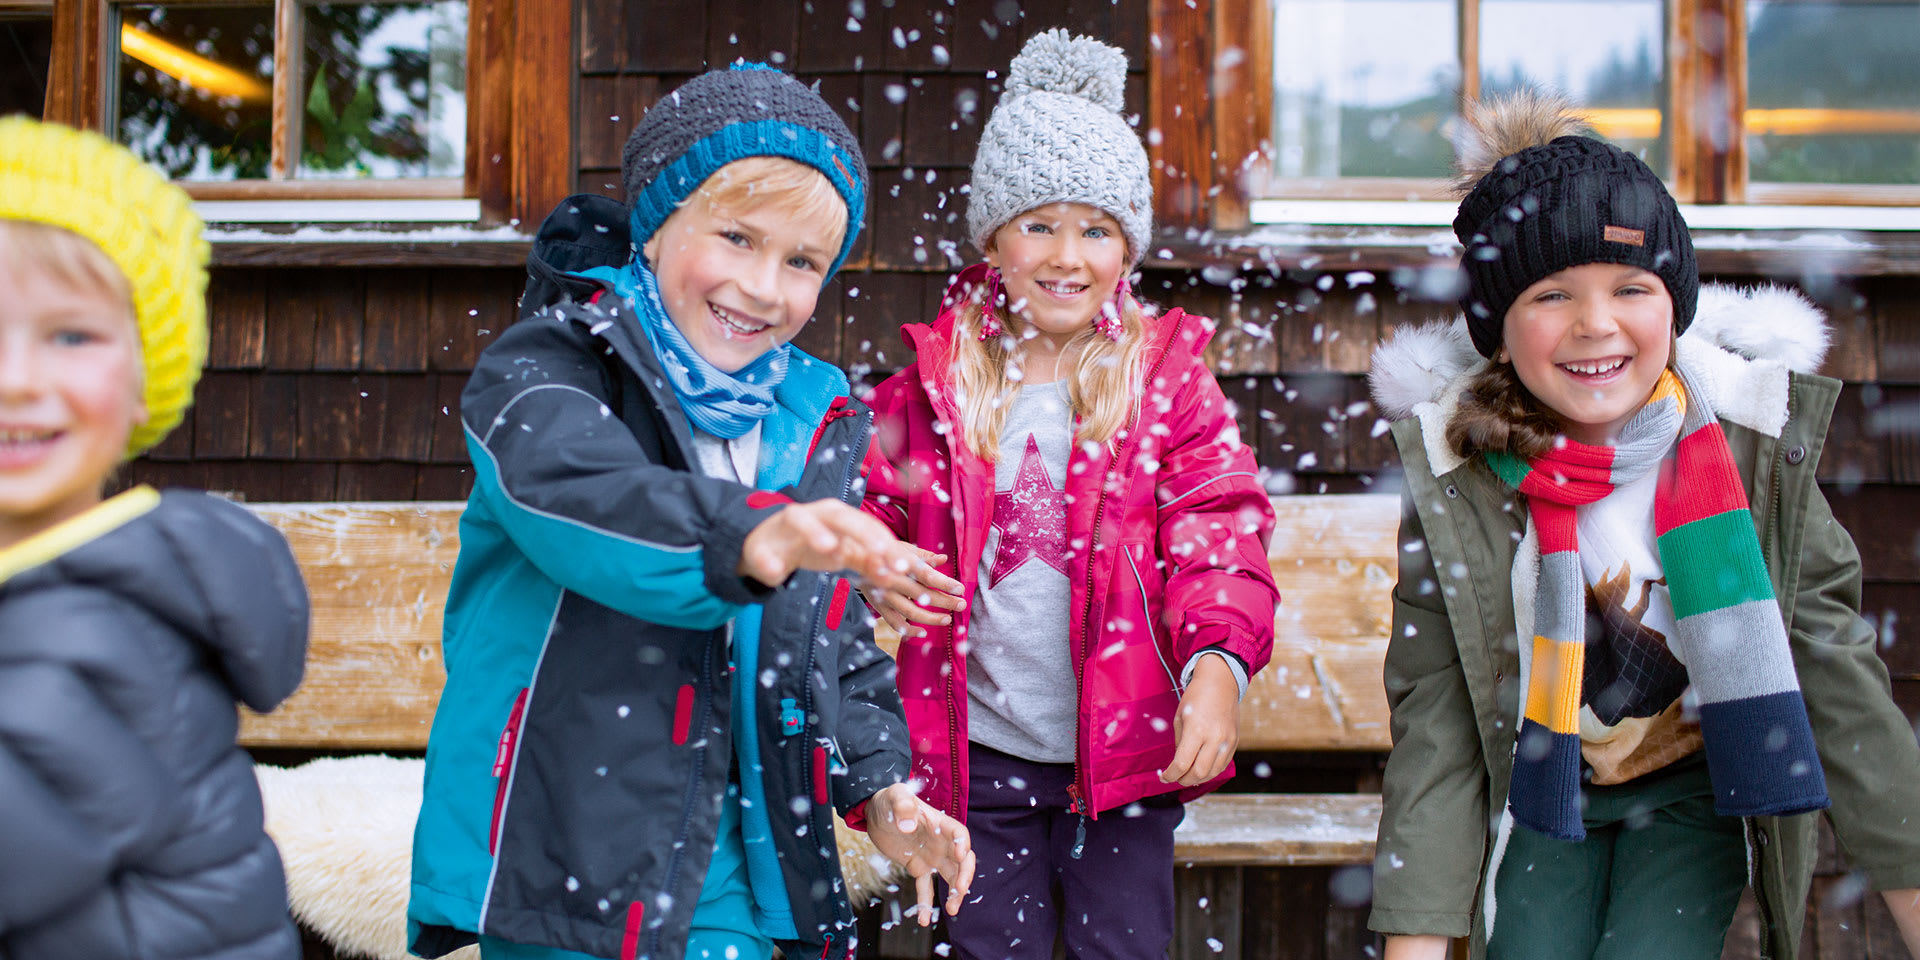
left=1364, top=283, right=1920, bottom=958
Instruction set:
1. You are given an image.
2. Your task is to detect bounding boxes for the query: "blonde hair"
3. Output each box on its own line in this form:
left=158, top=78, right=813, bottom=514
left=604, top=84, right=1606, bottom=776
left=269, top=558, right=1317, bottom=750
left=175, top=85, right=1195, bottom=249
left=692, top=156, right=848, bottom=255
left=0, top=220, right=134, bottom=315
left=950, top=287, right=1150, bottom=462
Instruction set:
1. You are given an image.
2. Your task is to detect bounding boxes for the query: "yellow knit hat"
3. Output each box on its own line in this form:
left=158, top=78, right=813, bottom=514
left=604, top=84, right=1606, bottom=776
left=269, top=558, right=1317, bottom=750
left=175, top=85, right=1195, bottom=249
left=0, top=116, right=209, bottom=457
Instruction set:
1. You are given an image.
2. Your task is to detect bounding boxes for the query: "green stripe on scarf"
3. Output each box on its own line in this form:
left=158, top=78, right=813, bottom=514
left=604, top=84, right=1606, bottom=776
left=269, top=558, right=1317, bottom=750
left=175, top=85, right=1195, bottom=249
left=1659, top=509, right=1777, bottom=619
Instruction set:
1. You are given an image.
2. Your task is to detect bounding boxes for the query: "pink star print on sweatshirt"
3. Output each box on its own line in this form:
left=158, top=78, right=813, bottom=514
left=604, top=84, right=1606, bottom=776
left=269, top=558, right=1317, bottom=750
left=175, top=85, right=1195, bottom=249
left=987, top=434, right=1069, bottom=586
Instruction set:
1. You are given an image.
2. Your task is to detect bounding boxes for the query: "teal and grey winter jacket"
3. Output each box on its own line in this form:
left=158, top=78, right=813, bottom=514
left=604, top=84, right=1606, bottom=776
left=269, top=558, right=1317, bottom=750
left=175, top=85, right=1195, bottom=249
left=406, top=266, right=909, bottom=960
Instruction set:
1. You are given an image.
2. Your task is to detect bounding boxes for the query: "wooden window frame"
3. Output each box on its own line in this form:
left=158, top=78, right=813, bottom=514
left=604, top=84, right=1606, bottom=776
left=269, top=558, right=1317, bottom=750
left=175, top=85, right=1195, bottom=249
left=43, top=0, right=570, bottom=228
left=1152, top=0, right=1920, bottom=234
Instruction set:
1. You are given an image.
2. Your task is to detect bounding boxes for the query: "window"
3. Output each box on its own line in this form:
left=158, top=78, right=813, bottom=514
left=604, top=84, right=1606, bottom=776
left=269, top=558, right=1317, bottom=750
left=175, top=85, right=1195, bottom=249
left=1, top=3, right=54, bottom=119
left=42, top=0, right=570, bottom=228
left=1151, top=0, right=1920, bottom=233
left=112, top=0, right=467, bottom=192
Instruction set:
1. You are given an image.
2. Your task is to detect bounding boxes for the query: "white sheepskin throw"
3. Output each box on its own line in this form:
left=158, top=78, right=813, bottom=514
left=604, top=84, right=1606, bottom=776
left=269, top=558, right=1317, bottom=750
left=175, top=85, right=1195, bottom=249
left=256, top=755, right=902, bottom=960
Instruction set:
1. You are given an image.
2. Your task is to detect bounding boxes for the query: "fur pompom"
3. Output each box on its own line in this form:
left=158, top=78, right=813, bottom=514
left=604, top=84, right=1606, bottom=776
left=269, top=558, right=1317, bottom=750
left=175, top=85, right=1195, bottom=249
left=1454, top=90, right=1592, bottom=193
left=1688, top=283, right=1830, bottom=374
left=1369, top=318, right=1481, bottom=420
left=1004, top=29, right=1128, bottom=113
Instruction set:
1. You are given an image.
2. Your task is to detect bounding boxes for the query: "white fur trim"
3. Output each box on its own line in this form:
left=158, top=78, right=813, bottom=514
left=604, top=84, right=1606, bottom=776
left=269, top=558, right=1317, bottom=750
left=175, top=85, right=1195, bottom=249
left=256, top=756, right=901, bottom=960
left=1367, top=282, right=1829, bottom=476
left=1368, top=318, right=1479, bottom=421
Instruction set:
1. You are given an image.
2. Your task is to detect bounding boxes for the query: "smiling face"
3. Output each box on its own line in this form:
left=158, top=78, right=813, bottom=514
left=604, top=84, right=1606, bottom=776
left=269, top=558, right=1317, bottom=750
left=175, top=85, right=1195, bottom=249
left=0, top=234, right=147, bottom=547
left=1500, top=262, right=1675, bottom=446
left=641, top=161, right=846, bottom=374
left=985, top=202, right=1129, bottom=352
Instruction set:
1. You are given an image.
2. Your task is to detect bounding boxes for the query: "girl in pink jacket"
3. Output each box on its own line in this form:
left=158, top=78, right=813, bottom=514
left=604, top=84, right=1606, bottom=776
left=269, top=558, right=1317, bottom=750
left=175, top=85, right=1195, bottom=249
left=858, top=31, right=1278, bottom=960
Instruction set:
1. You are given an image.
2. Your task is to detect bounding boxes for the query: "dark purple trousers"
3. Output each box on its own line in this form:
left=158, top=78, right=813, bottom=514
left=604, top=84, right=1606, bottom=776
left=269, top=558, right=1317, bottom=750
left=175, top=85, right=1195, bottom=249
left=941, top=744, right=1183, bottom=960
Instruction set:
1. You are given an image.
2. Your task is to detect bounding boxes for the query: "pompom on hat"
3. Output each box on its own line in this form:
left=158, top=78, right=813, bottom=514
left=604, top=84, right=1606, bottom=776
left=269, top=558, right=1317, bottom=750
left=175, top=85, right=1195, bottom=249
left=1452, top=90, right=1698, bottom=358
left=967, top=30, right=1153, bottom=267
left=0, top=116, right=208, bottom=457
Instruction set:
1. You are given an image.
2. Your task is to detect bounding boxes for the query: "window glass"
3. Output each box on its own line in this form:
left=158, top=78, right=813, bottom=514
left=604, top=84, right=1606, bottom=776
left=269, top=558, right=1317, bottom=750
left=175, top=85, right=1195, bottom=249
left=116, top=4, right=276, bottom=180
left=299, top=0, right=466, bottom=179
left=1269, top=0, right=1460, bottom=179
left=1747, top=0, right=1920, bottom=184
left=1, top=14, right=54, bottom=119
left=1480, top=0, right=1668, bottom=175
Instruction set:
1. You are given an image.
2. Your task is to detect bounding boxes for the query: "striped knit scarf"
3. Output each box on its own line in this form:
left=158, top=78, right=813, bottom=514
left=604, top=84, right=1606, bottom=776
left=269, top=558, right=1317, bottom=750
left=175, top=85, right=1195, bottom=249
left=1487, top=369, right=1829, bottom=841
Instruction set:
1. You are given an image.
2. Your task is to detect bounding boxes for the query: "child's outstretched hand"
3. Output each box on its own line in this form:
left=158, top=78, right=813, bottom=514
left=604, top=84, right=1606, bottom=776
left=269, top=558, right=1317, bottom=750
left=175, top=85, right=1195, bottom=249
left=1161, top=654, right=1241, bottom=787
left=865, top=783, right=976, bottom=926
left=738, top=499, right=937, bottom=597
left=860, top=545, right=966, bottom=636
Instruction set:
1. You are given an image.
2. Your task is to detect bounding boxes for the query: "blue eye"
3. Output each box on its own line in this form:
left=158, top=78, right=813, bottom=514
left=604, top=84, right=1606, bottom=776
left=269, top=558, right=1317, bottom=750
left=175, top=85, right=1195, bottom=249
left=1025, top=222, right=1052, bottom=235
left=53, top=330, right=98, bottom=347
left=787, top=255, right=819, bottom=272
left=721, top=231, right=750, bottom=247
left=1085, top=226, right=1110, bottom=239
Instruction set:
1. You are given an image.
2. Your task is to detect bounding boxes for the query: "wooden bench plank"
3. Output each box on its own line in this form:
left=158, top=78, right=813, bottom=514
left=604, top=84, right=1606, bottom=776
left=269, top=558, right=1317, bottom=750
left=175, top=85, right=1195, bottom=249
left=240, top=494, right=1402, bottom=753
left=1174, top=793, right=1382, bottom=866
left=239, top=502, right=462, bottom=749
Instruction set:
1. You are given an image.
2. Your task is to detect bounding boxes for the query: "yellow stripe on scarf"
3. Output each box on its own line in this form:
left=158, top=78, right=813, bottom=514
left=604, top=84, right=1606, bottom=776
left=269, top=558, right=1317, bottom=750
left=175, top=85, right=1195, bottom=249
left=1524, top=635, right=1586, bottom=735
left=1648, top=368, right=1686, bottom=419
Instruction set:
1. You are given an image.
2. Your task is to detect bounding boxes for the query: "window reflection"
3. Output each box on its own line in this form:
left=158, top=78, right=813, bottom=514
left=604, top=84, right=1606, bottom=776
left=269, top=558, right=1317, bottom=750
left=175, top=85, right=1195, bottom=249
left=1480, top=0, right=1668, bottom=175
left=116, top=4, right=276, bottom=181
left=1747, top=0, right=1920, bottom=185
left=1270, top=0, right=1460, bottom=180
left=299, top=1, right=466, bottom=179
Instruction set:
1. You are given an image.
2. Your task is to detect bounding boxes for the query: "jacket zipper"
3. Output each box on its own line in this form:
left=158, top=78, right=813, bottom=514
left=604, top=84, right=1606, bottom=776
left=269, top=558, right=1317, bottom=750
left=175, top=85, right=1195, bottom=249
left=489, top=688, right=531, bottom=855
left=652, top=639, right=720, bottom=959
left=1069, top=310, right=1189, bottom=845
left=1749, top=388, right=1796, bottom=958
left=797, top=403, right=872, bottom=940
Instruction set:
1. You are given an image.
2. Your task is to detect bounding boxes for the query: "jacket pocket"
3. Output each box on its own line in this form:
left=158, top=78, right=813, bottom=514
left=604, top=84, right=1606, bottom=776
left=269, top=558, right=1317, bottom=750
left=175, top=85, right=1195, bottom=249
left=1123, top=544, right=1180, bottom=692
left=490, top=688, right=530, bottom=855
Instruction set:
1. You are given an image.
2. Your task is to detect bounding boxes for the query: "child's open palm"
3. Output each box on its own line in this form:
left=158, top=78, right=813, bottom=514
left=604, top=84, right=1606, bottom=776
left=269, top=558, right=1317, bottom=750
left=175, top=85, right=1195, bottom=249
left=864, top=783, right=976, bottom=926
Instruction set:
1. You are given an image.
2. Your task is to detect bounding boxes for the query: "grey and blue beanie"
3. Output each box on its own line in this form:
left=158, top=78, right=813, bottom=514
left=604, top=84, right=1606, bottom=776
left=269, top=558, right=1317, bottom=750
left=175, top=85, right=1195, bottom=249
left=621, top=63, right=869, bottom=280
left=968, top=31, right=1153, bottom=268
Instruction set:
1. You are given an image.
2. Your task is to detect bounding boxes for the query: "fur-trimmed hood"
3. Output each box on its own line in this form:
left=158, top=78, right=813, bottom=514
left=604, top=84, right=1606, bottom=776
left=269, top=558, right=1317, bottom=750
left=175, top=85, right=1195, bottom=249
left=1368, top=283, right=1831, bottom=476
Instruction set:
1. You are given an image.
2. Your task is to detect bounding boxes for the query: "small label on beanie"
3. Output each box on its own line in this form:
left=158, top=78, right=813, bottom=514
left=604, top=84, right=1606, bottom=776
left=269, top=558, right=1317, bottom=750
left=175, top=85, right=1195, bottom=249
left=1604, top=225, right=1646, bottom=247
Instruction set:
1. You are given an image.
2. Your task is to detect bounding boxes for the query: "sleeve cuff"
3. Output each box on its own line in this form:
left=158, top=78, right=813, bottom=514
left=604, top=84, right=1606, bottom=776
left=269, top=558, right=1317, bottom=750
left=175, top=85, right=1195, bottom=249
left=1182, top=648, right=1249, bottom=699
left=702, top=490, right=793, bottom=604
left=1366, top=906, right=1473, bottom=938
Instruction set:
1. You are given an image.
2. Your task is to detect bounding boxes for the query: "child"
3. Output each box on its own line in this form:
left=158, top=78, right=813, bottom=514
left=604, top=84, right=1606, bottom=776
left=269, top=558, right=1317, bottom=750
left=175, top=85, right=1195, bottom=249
left=0, top=117, right=309, bottom=959
left=406, top=65, right=974, bottom=960
left=1365, top=92, right=1920, bottom=960
left=858, top=31, right=1279, bottom=959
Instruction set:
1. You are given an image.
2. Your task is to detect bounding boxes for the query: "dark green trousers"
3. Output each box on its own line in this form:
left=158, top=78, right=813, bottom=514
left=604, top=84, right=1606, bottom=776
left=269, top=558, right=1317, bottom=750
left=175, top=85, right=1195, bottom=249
left=1487, top=756, right=1748, bottom=960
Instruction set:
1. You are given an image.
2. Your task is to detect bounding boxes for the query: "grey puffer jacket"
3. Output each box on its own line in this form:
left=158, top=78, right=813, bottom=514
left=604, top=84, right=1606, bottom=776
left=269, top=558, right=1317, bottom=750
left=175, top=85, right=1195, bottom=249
left=1365, top=284, right=1920, bottom=958
left=0, top=487, right=308, bottom=960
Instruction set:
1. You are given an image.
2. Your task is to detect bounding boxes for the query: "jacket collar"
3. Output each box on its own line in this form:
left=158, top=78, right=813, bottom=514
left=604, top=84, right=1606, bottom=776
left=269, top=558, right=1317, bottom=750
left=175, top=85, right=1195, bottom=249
left=899, top=263, right=1216, bottom=424
left=1368, top=283, right=1831, bottom=477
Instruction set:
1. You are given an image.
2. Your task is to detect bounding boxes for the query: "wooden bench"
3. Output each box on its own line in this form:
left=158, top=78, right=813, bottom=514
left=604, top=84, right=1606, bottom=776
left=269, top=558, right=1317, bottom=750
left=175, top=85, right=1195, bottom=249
left=241, top=493, right=1402, bottom=958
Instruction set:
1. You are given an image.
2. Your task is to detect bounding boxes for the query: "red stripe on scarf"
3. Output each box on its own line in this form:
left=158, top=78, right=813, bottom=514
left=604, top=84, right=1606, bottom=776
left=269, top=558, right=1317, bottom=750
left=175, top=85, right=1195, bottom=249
left=1654, top=423, right=1748, bottom=535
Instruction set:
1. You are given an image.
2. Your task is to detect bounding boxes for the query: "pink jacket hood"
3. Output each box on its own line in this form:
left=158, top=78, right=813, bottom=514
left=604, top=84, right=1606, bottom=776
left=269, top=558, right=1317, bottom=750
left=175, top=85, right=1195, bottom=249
left=861, top=264, right=1278, bottom=820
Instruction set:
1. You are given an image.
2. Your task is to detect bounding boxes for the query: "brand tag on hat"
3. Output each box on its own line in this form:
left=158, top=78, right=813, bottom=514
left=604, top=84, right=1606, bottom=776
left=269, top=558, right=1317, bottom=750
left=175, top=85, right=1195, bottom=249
left=1603, top=225, right=1646, bottom=247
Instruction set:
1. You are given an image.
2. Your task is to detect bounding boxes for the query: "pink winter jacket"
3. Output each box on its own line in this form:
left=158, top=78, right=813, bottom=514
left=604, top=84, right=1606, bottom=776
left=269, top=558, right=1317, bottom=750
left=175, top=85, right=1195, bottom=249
left=860, top=265, right=1279, bottom=822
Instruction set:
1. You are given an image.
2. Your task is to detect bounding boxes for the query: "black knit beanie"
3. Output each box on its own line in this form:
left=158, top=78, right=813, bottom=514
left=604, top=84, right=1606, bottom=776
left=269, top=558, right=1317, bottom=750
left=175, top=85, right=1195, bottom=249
left=1453, top=135, right=1697, bottom=358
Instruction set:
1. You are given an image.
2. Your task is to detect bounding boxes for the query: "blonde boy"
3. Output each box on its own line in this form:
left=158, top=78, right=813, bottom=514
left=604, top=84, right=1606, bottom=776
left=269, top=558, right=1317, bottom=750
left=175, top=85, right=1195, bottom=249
left=408, top=65, right=971, bottom=960
left=0, top=117, right=308, bottom=960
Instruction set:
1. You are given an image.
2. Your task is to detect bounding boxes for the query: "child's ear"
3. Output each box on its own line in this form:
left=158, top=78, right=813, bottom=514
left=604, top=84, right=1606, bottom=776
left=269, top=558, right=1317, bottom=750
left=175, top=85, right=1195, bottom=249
left=641, top=232, right=660, bottom=265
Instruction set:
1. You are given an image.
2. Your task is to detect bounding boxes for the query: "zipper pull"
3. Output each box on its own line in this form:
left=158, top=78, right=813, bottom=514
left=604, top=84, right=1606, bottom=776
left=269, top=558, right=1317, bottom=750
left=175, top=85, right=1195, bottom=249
left=1067, top=783, right=1088, bottom=860
left=780, top=698, right=804, bottom=736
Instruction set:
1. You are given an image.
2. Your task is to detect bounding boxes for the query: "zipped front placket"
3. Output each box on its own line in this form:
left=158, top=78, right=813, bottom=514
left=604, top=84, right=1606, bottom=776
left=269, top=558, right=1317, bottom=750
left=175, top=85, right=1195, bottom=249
left=795, top=403, right=873, bottom=940
left=1067, top=311, right=1188, bottom=850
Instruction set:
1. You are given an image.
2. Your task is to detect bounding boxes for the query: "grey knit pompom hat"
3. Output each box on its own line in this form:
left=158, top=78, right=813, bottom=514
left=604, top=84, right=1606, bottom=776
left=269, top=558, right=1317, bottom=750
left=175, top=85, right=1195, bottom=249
left=967, top=30, right=1153, bottom=268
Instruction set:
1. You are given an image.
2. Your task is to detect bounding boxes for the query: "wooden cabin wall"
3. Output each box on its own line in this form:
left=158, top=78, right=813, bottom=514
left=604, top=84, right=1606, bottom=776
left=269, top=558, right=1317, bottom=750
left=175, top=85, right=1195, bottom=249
left=122, top=0, right=1920, bottom=955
